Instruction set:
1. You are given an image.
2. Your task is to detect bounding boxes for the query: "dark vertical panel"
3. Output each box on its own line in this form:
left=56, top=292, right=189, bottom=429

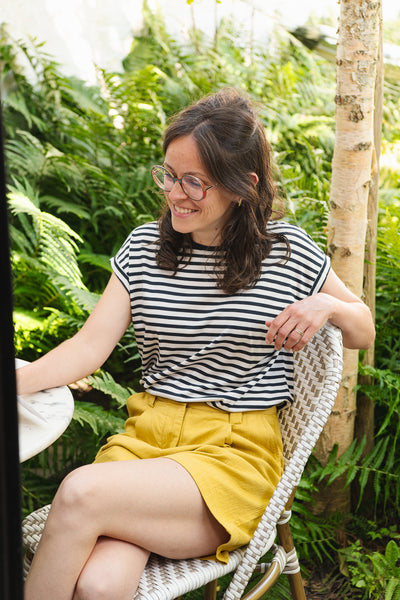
left=0, top=102, right=24, bottom=598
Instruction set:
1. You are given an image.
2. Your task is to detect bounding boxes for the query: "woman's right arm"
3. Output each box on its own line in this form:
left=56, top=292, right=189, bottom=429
left=16, top=273, right=132, bottom=395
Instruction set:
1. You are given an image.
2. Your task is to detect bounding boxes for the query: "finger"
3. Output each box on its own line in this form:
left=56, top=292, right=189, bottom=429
left=283, top=327, right=306, bottom=351
left=265, top=316, right=291, bottom=346
left=267, top=319, right=299, bottom=351
left=291, top=330, right=313, bottom=352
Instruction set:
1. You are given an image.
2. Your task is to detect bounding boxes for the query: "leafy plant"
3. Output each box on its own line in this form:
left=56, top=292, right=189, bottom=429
left=340, top=538, right=400, bottom=600
left=374, top=204, right=400, bottom=372
left=2, top=6, right=400, bottom=597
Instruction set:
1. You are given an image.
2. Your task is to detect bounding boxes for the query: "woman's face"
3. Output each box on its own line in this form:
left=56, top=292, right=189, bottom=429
left=163, top=134, right=238, bottom=246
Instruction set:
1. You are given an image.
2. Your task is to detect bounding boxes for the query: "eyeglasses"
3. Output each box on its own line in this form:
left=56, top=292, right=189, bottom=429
left=151, top=165, right=217, bottom=202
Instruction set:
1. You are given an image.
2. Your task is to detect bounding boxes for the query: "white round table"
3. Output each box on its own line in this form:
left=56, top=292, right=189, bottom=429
left=16, top=359, right=74, bottom=462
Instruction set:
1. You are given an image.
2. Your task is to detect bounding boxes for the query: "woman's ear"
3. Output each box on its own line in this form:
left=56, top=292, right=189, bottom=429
left=249, top=172, right=259, bottom=186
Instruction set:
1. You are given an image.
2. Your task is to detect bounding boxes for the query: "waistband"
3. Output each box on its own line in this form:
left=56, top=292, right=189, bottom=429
left=138, top=392, right=277, bottom=425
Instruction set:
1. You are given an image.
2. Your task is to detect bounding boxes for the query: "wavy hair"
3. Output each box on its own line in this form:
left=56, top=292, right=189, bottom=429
left=156, top=88, right=290, bottom=294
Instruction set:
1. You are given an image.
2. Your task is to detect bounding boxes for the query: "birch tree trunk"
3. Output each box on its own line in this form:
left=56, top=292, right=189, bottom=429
left=314, top=0, right=381, bottom=514
left=354, top=0, right=383, bottom=456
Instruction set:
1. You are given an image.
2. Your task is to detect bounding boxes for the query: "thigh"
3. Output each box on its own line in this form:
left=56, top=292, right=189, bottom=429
left=74, top=537, right=149, bottom=600
left=60, top=457, right=228, bottom=560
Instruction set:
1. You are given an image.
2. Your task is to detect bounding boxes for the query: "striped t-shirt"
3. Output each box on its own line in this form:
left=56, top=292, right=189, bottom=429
left=111, top=220, right=330, bottom=412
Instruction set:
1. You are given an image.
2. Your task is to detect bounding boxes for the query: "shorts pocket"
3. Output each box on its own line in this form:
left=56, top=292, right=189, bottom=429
left=124, top=393, right=153, bottom=438
left=230, top=409, right=283, bottom=463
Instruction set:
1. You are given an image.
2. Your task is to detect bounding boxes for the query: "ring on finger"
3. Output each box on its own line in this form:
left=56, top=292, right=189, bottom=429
left=295, top=328, right=304, bottom=336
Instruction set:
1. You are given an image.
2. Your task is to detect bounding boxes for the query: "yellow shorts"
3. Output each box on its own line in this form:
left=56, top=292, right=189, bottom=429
left=94, top=392, right=284, bottom=563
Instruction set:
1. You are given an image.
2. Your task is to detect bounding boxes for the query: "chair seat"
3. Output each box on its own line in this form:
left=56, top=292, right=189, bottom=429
left=132, top=524, right=282, bottom=600
left=134, top=549, right=245, bottom=600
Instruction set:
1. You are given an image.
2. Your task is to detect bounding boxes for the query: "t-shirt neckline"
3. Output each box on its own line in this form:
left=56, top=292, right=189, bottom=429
left=191, top=240, right=219, bottom=251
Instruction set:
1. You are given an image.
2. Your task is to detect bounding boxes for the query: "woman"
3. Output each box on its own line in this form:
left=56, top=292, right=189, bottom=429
left=20, top=88, right=375, bottom=600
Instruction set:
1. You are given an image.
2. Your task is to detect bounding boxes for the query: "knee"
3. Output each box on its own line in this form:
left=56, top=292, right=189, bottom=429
left=74, top=575, right=111, bottom=600
left=74, top=563, right=131, bottom=600
left=52, top=465, right=97, bottom=521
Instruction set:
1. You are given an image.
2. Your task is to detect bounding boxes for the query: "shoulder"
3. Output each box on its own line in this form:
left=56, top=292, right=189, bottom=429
left=116, top=222, right=160, bottom=254
left=267, top=220, right=325, bottom=253
left=268, top=219, right=312, bottom=240
left=266, top=220, right=330, bottom=292
left=124, top=221, right=159, bottom=244
left=113, top=222, right=159, bottom=265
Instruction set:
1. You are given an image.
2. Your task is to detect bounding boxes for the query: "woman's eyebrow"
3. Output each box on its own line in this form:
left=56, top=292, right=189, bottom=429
left=163, top=161, right=175, bottom=173
left=163, top=162, right=208, bottom=180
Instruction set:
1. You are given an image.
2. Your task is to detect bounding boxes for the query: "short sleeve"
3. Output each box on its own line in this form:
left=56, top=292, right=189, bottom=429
left=110, top=233, right=132, bottom=292
left=267, top=221, right=331, bottom=298
left=308, top=244, right=330, bottom=294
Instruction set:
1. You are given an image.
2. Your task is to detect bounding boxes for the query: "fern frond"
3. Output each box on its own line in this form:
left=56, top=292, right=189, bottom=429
left=9, top=221, right=36, bottom=255
left=78, top=252, right=113, bottom=273
left=8, top=187, right=84, bottom=287
left=52, top=276, right=100, bottom=313
left=8, top=185, right=81, bottom=241
left=385, top=578, right=400, bottom=600
left=40, top=195, right=91, bottom=220
left=42, top=307, right=85, bottom=332
left=86, top=371, right=135, bottom=408
left=73, top=400, right=126, bottom=435
left=3, top=93, right=35, bottom=128
left=5, top=130, right=47, bottom=179
left=317, top=439, right=366, bottom=486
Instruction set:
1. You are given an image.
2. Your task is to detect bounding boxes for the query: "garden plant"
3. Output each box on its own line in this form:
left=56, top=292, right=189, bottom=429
left=1, top=3, right=400, bottom=597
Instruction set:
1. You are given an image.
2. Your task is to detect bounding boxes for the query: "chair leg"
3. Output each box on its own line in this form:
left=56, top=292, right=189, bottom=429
left=204, top=578, right=219, bottom=600
left=276, top=519, right=306, bottom=600
left=287, top=573, right=307, bottom=600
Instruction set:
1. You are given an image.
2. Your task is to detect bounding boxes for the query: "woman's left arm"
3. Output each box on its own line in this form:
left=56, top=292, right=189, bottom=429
left=265, top=269, right=375, bottom=352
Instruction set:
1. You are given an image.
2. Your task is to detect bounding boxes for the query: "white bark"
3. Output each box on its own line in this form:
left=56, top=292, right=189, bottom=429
left=315, top=0, right=381, bottom=513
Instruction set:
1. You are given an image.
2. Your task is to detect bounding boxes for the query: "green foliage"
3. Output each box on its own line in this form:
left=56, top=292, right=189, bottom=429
left=86, top=371, right=135, bottom=409
left=2, top=9, right=338, bottom=365
left=374, top=203, right=400, bottom=372
left=2, top=5, right=400, bottom=598
left=357, top=366, right=400, bottom=517
left=289, top=465, right=344, bottom=562
left=73, top=400, right=126, bottom=437
left=288, top=359, right=400, bottom=596
left=8, top=184, right=84, bottom=289
left=340, top=537, right=400, bottom=600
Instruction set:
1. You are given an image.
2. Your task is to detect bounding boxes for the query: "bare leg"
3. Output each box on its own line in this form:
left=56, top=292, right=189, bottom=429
left=72, top=537, right=149, bottom=600
left=25, top=458, right=228, bottom=600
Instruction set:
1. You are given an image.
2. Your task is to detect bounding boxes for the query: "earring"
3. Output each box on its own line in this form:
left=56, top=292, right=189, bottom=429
left=238, top=198, right=242, bottom=207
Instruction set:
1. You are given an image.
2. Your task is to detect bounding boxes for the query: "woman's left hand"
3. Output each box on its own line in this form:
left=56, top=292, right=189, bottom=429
left=265, top=293, right=337, bottom=352
left=265, top=267, right=376, bottom=352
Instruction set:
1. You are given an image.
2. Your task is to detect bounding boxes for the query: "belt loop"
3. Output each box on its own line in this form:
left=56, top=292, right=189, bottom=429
left=146, top=393, right=156, bottom=407
left=229, top=412, right=243, bottom=425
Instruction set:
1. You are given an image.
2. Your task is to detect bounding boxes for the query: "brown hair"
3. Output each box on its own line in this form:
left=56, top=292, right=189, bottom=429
left=156, top=88, right=290, bottom=294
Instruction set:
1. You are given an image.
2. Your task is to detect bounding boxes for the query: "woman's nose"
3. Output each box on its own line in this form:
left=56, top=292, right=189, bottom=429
left=168, top=179, right=187, bottom=200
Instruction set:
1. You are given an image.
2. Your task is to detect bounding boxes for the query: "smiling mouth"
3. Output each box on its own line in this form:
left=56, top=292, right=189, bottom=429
left=173, top=204, right=197, bottom=215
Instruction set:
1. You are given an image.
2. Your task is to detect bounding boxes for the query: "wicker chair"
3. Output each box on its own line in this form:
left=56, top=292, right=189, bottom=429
left=22, top=322, right=343, bottom=600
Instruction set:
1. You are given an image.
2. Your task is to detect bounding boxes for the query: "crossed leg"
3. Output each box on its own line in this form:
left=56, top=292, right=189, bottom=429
left=24, top=457, right=229, bottom=600
left=74, top=537, right=150, bottom=600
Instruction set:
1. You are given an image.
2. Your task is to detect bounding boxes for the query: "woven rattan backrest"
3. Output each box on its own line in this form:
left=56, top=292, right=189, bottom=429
left=223, top=323, right=343, bottom=600
left=278, top=323, right=343, bottom=465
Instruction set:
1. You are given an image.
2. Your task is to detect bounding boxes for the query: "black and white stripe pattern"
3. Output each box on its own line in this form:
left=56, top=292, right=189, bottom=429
left=111, top=221, right=330, bottom=411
